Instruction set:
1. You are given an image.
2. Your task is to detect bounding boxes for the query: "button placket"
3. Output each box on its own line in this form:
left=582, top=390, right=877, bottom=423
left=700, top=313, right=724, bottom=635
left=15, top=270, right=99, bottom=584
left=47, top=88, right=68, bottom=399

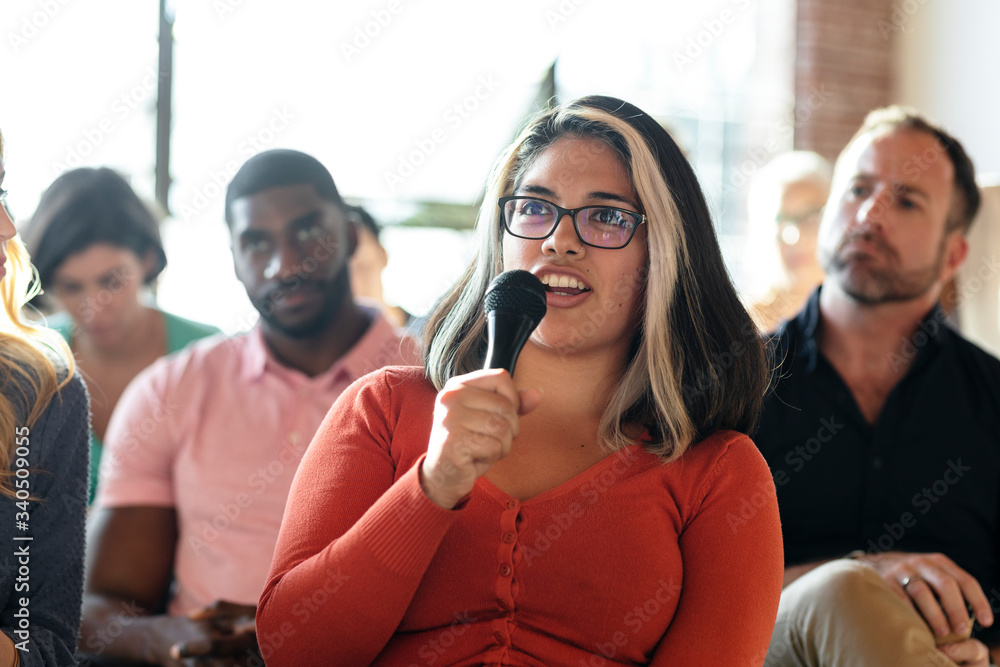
left=493, top=497, right=520, bottom=638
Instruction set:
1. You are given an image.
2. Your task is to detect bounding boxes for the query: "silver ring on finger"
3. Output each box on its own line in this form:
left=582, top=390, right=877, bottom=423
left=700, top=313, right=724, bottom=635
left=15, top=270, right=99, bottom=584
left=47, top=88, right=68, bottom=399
left=900, top=574, right=924, bottom=589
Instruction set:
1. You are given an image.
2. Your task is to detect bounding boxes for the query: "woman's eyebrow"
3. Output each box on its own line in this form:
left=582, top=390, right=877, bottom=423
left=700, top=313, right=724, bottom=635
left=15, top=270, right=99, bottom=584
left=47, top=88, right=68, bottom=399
left=518, top=184, right=639, bottom=209
left=517, top=184, right=556, bottom=198
left=588, top=190, right=640, bottom=209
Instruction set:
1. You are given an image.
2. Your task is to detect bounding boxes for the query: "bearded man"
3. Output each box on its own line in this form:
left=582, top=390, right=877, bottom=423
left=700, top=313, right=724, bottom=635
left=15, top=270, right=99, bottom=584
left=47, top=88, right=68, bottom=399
left=80, top=150, right=418, bottom=666
left=756, top=107, right=1000, bottom=667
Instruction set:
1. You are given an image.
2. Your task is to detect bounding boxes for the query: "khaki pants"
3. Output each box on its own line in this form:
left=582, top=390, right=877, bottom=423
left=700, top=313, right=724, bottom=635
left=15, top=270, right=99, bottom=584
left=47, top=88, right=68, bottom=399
left=765, top=560, right=958, bottom=667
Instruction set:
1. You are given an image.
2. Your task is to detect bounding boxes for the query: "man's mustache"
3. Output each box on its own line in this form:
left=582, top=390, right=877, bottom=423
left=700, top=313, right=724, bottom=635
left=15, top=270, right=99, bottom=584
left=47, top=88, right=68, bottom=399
left=836, top=230, right=897, bottom=261
left=263, top=279, right=327, bottom=304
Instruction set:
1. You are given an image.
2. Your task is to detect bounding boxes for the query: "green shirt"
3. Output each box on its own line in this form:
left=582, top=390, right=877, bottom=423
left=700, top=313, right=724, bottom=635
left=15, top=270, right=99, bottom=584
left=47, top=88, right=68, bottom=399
left=48, top=309, right=221, bottom=503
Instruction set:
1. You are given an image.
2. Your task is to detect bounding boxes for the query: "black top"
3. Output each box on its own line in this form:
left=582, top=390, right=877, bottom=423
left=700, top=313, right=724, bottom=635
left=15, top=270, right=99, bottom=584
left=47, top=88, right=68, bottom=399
left=0, top=371, right=90, bottom=666
left=756, top=288, right=1000, bottom=627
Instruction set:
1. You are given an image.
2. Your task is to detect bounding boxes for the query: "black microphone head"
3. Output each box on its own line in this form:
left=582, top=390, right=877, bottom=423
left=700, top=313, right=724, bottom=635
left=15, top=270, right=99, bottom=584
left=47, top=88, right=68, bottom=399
left=484, top=270, right=547, bottom=327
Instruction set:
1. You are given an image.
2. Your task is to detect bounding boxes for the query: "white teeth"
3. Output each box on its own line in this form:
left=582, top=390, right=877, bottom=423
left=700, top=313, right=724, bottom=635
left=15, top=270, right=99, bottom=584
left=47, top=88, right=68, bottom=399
left=539, top=274, right=587, bottom=290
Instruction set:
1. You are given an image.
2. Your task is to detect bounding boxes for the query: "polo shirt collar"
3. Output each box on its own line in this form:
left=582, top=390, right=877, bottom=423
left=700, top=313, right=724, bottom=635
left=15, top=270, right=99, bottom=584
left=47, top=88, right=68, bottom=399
left=242, top=326, right=270, bottom=383
left=239, top=308, right=399, bottom=386
left=335, top=310, right=402, bottom=382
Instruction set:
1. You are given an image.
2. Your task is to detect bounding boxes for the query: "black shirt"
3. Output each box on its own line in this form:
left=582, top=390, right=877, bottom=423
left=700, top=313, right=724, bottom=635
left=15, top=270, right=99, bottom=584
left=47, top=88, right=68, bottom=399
left=755, top=288, right=1000, bottom=608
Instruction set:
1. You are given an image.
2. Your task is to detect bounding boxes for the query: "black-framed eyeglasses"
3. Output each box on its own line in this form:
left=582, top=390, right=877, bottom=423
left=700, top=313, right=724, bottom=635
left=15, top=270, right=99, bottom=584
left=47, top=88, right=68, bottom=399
left=498, top=196, right=645, bottom=250
left=775, top=208, right=823, bottom=247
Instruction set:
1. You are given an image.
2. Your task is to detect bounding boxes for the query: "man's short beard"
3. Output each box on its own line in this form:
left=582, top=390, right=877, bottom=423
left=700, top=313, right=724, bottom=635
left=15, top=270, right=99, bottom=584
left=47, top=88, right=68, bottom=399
left=254, top=265, right=351, bottom=339
left=821, top=233, right=946, bottom=305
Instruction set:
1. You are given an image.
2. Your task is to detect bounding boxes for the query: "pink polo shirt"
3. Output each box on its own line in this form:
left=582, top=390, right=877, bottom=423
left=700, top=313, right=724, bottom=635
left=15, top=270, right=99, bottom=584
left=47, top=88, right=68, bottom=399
left=97, top=311, right=419, bottom=616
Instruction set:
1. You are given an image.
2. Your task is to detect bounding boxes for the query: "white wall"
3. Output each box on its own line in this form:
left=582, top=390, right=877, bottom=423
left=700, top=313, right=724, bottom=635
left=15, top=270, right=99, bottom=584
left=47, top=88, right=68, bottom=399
left=896, top=1, right=1000, bottom=352
left=894, top=0, right=1000, bottom=176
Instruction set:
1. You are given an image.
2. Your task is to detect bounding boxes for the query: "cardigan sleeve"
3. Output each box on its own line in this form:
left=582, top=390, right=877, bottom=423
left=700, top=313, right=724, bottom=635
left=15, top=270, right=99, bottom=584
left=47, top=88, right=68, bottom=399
left=257, top=370, right=459, bottom=667
left=1, top=374, right=90, bottom=667
left=649, top=435, right=784, bottom=666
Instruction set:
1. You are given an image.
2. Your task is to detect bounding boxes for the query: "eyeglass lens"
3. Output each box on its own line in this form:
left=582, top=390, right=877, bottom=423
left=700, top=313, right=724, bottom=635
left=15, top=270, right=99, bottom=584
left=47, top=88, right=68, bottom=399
left=503, top=197, right=639, bottom=248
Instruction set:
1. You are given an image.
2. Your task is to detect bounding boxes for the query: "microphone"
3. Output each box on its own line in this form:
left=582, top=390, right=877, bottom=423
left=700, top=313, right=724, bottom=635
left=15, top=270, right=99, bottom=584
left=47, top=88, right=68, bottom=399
left=483, top=270, right=547, bottom=374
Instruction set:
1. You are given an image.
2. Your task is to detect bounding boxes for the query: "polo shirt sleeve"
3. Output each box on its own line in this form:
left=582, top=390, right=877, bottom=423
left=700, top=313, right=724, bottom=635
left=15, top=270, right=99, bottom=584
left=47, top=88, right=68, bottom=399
left=649, top=433, right=785, bottom=664
left=95, top=358, right=180, bottom=509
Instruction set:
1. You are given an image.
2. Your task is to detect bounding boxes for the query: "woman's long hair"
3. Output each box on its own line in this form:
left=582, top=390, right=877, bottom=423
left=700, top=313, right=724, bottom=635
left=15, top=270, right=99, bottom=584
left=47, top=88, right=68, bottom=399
left=0, top=130, right=75, bottom=497
left=422, top=96, right=766, bottom=461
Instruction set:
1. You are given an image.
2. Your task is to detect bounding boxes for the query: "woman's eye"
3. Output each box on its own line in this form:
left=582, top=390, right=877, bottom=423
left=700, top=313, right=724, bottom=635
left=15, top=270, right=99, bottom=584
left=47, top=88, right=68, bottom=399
left=593, top=208, right=628, bottom=227
left=520, top=200, right=550, bottom=216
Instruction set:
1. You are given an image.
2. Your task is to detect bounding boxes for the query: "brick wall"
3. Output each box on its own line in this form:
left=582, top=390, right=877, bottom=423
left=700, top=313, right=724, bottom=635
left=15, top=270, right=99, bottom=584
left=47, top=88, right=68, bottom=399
left=793, top=0, right=897, bottom=161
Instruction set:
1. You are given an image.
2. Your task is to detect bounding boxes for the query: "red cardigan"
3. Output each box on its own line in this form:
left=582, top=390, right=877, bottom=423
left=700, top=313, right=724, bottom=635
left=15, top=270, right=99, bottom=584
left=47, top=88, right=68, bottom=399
left=258, top=367, right=783, bottom=666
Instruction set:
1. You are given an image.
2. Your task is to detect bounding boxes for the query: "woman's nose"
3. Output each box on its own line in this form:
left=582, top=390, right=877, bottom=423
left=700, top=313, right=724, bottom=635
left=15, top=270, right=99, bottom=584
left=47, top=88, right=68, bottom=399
left=541, top=212, right=584, bottom=256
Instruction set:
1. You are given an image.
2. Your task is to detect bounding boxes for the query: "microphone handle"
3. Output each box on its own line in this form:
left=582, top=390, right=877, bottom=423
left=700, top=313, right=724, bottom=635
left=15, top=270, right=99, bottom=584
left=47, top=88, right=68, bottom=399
left=484, top=311, right=538, bottom=374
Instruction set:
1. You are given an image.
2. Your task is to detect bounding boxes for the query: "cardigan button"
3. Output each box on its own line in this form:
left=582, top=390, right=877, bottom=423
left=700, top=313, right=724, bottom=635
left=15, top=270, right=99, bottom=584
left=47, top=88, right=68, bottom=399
left=506, top=499, right=518, bottom=510
left=499, top=564, right=512, bottom=577
left=501, top=531, right=516, bottom=544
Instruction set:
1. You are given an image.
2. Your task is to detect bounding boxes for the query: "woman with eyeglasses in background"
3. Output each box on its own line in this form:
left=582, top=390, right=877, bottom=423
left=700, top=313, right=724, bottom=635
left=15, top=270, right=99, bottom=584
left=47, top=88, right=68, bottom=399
left=258, top=96, right=783, bottom=665
left=745, top=152, right=832, bottom=333
left=0, top=130, right=90, bottom=666
left=22, top=168, right=219, bottom=503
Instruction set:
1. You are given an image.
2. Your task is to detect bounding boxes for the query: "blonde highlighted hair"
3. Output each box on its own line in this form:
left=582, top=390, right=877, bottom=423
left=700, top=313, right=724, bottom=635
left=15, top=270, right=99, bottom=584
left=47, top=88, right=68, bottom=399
left=423, top=96, right=766, bottom=460
left=0, top=129, right=75, bottom=497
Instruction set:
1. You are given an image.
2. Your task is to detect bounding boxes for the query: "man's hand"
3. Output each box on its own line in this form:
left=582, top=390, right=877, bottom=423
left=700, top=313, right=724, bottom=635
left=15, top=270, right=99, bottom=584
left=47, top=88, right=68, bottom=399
left=168, top=601, right=259, bottom=666
left=858, top=551, right=994, bottom=640
left=938, top=638, right=991, bottom=666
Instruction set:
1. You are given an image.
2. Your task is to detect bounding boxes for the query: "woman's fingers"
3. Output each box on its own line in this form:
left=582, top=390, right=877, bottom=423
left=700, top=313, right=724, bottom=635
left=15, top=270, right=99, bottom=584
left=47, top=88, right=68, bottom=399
left=517, top=387, right=544, bottom=416
left=438, top=383, right=521, bottom=443
left=422, top=369, right=535, bottom=508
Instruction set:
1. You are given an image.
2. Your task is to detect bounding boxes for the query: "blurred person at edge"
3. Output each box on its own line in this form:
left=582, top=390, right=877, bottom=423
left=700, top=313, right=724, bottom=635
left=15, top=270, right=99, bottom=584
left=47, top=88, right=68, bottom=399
left=22, top=168, right=219, bottom=504
left=78, top=150, right=419, bottom=666
left=745, top=151, right=832, bottom=332
left=0, top=129, right=90, bottom=665
left=346, top=204, right=413, bottom=330
left=757, top=107, right=999, bottom=667
left=258, top=96, right=783, bottom=665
